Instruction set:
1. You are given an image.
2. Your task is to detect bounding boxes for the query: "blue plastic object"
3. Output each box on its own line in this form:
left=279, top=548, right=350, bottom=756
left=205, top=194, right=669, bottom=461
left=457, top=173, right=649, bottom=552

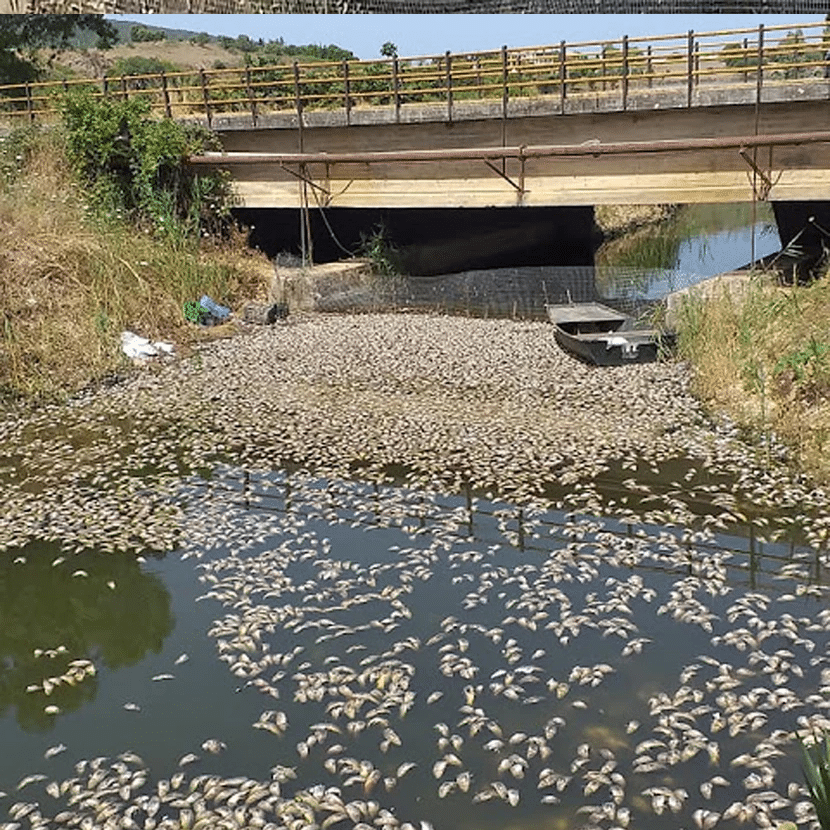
left=199, top=295, right=230, bottom=321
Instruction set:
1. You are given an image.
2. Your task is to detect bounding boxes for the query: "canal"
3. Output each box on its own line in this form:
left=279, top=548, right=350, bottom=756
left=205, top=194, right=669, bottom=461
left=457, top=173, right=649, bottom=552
left=343, top=201, right=782, bottom=320
left=3, top=202, right=827, bottom=830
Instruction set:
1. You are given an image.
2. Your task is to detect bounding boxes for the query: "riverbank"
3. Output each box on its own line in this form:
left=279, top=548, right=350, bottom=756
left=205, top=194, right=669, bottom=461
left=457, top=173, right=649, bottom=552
left=672, top=263, right=830, bottom=483
left=0, top=127, right=273, bottom=402
left=4, top=310, right=823, bottom=559
left=594, top=203, right=678, bottom=238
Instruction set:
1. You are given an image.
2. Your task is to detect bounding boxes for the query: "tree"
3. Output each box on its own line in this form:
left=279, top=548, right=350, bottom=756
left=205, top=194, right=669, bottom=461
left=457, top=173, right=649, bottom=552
left=0, top=15, right=117, bottom=86
left=380, top=41, right=398, bottom=59
left=130, top=25, right=166, bottom=44
left=189, top=32, right=211, bottom=47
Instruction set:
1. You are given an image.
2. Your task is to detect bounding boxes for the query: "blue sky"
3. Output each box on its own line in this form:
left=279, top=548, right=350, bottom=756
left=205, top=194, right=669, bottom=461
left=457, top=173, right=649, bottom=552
left=106, top=14, right=823, bottom=60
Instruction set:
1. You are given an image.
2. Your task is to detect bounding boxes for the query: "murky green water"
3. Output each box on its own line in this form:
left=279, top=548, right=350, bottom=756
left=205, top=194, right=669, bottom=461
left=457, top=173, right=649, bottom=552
left=2, top=456, right=828, bottom=830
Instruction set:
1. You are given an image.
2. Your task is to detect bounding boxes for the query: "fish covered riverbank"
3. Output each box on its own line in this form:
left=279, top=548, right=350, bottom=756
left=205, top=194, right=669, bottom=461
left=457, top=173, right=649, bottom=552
left=0, top=311, right=763, bottom=553
left=3, top=312, right=830, bottom=830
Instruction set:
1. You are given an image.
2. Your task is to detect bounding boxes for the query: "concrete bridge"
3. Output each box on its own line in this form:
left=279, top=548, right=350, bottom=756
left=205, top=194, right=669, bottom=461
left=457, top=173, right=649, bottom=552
left=5, top=21, right=830, bottom=263
left=180, top=21, right=830, bottom=218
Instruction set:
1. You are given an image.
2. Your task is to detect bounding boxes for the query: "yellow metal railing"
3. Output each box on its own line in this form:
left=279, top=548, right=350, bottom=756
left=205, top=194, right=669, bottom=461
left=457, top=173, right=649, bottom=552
left=1, top=20, right=829, bottom=127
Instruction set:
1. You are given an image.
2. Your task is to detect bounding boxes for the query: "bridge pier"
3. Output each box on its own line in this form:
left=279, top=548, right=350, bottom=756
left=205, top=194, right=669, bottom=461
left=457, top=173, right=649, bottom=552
left=771, top=200, right=830, bottom=255
left=234, top=205, right=600, bottom=276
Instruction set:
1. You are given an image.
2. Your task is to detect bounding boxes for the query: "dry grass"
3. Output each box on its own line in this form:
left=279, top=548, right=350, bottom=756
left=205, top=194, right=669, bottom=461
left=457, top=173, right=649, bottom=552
left=675, top=270, right=830, bottom=481
left=0, top=132, right=271, bottom=403
left=594, top=203, right=677, bottom=238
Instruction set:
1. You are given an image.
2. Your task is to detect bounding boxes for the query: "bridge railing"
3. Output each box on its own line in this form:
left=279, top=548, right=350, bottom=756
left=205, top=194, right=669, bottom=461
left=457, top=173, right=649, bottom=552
left=1, top=20, right=828, bottom=128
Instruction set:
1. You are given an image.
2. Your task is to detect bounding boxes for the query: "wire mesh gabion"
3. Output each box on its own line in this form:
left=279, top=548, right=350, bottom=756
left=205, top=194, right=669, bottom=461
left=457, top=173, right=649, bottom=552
left=10, top=0, right=830, bottom=11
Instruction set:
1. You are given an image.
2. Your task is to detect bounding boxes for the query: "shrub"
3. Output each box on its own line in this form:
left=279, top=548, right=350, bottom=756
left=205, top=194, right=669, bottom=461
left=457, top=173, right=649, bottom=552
left=59, top=91, right=235, bottom=241
left=109, top=56, right=180, bottom=81
left=0, top=123, right=269, bottom=402
left=130, top=25, right=165, bottom=44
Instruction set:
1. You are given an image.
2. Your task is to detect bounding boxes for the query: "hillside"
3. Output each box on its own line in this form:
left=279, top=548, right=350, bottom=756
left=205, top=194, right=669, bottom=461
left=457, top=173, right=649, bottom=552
left=50, top=20, right=355, bottom=80
left=54, top=40, right=242, bottom=79
left=68, top=19, right=220, bottom=48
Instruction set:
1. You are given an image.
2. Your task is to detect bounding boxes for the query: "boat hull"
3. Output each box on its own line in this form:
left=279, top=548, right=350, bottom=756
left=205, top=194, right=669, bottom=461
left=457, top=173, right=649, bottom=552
left=546, top=301, right=674, bottom=366
left=553, top=326, right=674, bottom=366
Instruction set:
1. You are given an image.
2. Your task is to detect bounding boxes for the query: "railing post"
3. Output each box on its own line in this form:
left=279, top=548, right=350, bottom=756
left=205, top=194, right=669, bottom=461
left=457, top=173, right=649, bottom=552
left=199, top=68, right=212, bottom=128
left=601, top=46, right=606, bottom=92
left=686, top=29, right=694, bottom=107
left=342, top=60, right=351, bottom=126
left=160, top=70, right=171, bottom=118
left=445, top=50, right=452, bottom=124
left=743, top=37, right=748, bottom=84
left=647, top=44, right=652, bottom=88
left=293, top=61, right=304, bottom=151
left=392, top=56, right=400, bottom=123
left=501, top=45, right=508, bottom=120
left=756, top=24, right=764, bottom=106
left=245, top=65, right=257, bottom=127
left=102, top=75, right=108, bottom=98
left=119, top=74, right=127, bottom=101
left=621, top=35, right=629, bottom=110
left=559, top=40, right=566, bottom=113
left=694, top=41, right=700, bottom=87
left=25, top=82, right=34, bottom=122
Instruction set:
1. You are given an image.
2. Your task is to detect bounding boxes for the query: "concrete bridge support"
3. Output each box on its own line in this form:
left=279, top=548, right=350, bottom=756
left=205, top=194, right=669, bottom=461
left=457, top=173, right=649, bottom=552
left=771, top=201, right=830, bottom=255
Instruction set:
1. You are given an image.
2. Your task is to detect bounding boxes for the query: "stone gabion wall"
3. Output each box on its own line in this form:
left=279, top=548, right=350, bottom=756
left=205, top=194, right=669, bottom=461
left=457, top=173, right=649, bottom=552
left=12, top=0, right=830, bottom=11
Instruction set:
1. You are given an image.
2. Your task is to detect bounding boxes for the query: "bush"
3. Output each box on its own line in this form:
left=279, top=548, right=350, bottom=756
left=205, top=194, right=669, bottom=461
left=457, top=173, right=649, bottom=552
left=110, top=56, right=180, bottom=80
left=0, top=122, right=269, bottom=402
left=59, top=91, right=235, bottom=242
left=0, top=124, right=44, bottom=190
left=130, top=25, right=165, bottom=44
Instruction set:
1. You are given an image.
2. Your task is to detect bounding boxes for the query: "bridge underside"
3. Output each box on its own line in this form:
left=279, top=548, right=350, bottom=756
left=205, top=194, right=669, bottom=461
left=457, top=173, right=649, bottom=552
left=209, top=98, right=830, bottom=269
left=230, top=162, right=830, bottom=209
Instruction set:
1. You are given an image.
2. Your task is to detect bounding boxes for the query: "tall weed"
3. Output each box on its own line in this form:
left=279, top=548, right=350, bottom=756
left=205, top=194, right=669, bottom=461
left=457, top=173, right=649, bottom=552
left=0, top=120, right=268, bottom=403
left=676, top=271, right=830, bottom=480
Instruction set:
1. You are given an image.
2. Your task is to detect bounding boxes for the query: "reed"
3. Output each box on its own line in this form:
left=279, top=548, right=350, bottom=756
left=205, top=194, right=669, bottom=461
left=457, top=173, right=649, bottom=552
left=800, top=733, right=830, bottom=830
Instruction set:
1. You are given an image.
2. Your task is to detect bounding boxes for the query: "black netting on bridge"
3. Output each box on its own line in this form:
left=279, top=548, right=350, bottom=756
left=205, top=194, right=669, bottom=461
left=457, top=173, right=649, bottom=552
left=16, top=0, right=830, bottom=10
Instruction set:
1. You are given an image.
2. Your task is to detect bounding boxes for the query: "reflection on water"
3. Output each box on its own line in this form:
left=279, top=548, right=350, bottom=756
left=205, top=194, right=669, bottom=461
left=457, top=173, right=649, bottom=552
left=3, top=461, right=829, bottom=830
left=323, top=203, right=783, bottom=321
left=596, top=202, right=781, bottom=303
left=0, top=545, right=171, bottom=732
